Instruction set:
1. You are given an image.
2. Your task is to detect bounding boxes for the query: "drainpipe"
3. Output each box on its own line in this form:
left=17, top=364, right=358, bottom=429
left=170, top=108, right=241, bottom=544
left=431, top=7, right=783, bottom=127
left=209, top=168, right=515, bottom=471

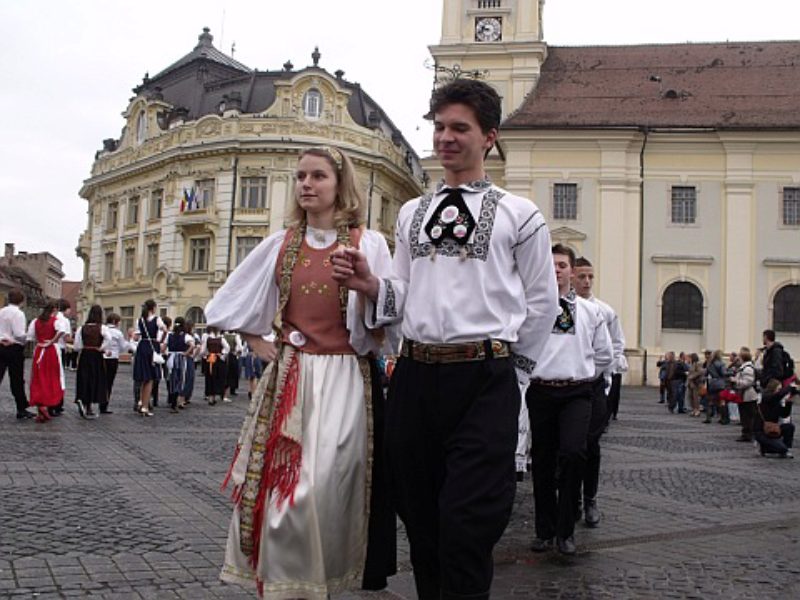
left=638, top=127, right=649, bottom=385
left=226, top=157, right=239, bottom=275
left=367, top=169, right=375, bottom=229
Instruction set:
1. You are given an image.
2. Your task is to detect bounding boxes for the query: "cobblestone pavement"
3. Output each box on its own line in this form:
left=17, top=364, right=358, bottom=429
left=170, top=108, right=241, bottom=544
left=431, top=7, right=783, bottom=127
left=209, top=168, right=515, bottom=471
left=2, top=367, right=799, bottom=599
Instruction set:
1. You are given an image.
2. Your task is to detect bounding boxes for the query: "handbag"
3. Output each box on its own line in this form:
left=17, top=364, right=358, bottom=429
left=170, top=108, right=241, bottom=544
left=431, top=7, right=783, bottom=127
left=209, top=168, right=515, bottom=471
left=698, top=383, right=708, bottom=397
left=140, top=317, right=165, bottom=366
left=758, top=405, right=782, bottom=439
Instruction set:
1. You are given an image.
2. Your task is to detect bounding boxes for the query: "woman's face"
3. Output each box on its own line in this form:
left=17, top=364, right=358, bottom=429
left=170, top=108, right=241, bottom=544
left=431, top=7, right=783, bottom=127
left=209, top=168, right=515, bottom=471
left=295, top=154, right=338, bottom=220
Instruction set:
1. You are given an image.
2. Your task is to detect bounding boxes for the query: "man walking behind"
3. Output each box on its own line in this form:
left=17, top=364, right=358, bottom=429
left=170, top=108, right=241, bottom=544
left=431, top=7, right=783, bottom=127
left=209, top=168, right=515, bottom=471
left=0, top=289, right=34, bottom=420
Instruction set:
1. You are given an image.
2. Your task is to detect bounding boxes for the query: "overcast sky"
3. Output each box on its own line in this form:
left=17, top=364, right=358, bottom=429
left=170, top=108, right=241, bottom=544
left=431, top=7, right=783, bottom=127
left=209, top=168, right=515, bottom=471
left=1, top=0, right=798, bottom=280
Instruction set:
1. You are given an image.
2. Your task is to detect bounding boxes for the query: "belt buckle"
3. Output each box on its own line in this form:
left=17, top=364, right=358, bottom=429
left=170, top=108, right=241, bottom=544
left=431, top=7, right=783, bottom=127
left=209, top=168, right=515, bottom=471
left=421, top=345, right=432, bottom=363
left=491, top=340, right=504, bottom=355
left=465, top=344, right=478, bottom=360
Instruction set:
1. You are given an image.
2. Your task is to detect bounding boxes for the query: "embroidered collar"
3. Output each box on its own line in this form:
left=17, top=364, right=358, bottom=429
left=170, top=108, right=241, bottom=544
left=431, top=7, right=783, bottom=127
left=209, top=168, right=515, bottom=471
left=435, top=176, right=492, bottom=194
left=561, top=289, right=578, bottom=305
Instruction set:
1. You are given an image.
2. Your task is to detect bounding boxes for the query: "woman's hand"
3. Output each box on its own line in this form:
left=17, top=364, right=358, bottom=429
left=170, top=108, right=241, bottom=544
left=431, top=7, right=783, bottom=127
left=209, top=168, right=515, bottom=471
left=331, top=247, right=380, bottom=301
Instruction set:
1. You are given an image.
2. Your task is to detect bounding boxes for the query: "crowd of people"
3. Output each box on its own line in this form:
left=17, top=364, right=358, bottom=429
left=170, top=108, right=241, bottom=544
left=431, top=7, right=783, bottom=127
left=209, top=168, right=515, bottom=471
left=657, top=330, right=797, bottom=456
left=0, top=291, right=263, bottom=423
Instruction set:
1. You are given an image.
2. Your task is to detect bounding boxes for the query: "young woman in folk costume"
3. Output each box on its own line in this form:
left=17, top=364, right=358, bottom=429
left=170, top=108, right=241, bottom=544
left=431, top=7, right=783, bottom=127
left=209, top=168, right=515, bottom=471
left=27, top=302, right=65, bottom=423
left=201, top=326, right=229, bottom=405
left=74, top=304, right=111, bottom=419
left=205, top=146, right=399, bottom=599
left=166, top=317, right=196, bottom=412
left=133, top=299, right=167, bottom=417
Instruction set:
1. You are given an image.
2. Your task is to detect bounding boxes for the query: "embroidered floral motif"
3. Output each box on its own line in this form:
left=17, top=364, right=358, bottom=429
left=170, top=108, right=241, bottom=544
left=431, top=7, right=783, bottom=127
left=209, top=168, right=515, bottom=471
left=383, top=279, right=397, bottom=318
left=410, top=187, right=503, bottom=261
left=552, top=291, right=578, bottom=335
left=513, top=352, right=536, bottom=375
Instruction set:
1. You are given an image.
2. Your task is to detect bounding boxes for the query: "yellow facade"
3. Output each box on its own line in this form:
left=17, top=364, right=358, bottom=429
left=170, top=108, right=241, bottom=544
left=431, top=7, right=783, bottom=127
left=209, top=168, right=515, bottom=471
left=432, top=1, right=800, bottom=384
left=78, top=67, right=423, bottom=333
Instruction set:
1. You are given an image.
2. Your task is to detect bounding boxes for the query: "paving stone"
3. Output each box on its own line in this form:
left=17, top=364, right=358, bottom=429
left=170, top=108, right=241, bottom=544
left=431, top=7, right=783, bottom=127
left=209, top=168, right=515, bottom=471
left=2, top=371, right=800, bottom=598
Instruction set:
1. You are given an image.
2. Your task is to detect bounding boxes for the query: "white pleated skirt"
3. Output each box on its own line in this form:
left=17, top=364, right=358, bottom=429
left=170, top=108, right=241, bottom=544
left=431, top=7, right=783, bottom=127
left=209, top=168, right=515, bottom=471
left=221, top=353, right=368, bottom=600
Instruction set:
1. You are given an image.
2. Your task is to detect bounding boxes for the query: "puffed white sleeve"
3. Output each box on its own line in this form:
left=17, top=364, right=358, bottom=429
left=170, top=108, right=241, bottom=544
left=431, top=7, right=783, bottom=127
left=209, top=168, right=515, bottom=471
left=73, top=328, right=84, bottom=351
left=365, top=206, right=413, bottom=329
left=100, top=325, right=112, bottom=351
left=205, top=231, right=286, bottom=336
left=607, top=309, right=628, bottom=373
left=348, top=230, right=401, bottom=356
left=592, top=306, right=614, bottom=376
left=509, top=202, right=560, bottom=383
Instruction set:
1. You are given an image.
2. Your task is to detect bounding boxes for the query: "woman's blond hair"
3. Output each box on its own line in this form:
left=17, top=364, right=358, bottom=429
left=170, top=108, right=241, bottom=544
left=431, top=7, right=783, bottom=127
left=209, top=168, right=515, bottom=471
left=739, top=346, right=752, bottom=362
left=287, top=146, right=366, bottom=229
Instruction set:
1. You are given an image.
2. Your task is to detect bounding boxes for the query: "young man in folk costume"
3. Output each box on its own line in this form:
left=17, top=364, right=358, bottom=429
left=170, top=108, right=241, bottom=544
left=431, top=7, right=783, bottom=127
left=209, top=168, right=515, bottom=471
left=572, top=256, right=627, bottom=528
left=205, top=146, right=398, bottom=599
left=332, top=79, right=559, bottom=600
left=527, top=245, right=613, bottom=556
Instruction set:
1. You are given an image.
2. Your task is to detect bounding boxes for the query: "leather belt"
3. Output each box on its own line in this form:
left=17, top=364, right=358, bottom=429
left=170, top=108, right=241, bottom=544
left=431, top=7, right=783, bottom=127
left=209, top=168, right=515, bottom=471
left=530, top=377, right=595, bottom=388
left=401, top=339, right=510, bottom=364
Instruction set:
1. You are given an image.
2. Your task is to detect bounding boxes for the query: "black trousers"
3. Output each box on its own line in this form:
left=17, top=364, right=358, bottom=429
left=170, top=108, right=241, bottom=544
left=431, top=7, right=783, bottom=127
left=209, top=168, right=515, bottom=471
left=0, top=344, right=28, bottom=414
left=581, top=377, right=607, bottom=501
left=103, top=359, right=119, bottom=411
left=738, top=401, right=756, bottom=440
left=607, top=373, right=622, bottom=420
left=386, top=354, right=519, bottom=600
left=527, top=381, right=593, bottom=540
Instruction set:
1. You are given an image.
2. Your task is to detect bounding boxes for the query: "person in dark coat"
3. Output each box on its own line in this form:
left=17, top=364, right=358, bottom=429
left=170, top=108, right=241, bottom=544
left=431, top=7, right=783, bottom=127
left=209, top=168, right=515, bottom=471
left=754, top=379, right=799, bottom=457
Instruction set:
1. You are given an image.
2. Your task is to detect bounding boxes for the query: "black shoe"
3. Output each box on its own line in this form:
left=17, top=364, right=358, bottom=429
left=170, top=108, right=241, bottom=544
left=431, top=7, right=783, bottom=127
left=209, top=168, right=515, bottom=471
left=16, top=410, right=35, bottom=420
left=557, top=536, right=577, bottom=556
left=530, top=537, right=554, bottom=553
left=85, top=408, right=97, bottom=419
left=584, top=498, right=600, bottom=528
left=677, top=409, right=688, bottom=414
left=735, top=436, right=752, bottom=442
left=76, top=399, right=87, bottom=419
left=99, top=409, right=114, bottom=414
left=516, top=471, right=524, bottom=482
left=702, top=418, right=711, bottom=424
left=574, top=506, right=582, bottom=523
left=658, top=400, right=665, bottom=404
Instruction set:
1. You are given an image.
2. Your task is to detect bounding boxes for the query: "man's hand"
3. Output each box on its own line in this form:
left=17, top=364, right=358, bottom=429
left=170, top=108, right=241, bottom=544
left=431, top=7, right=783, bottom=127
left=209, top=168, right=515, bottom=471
left=331, top=247, right=380, bottom=301
left=242, top=334, right=277, bottom=363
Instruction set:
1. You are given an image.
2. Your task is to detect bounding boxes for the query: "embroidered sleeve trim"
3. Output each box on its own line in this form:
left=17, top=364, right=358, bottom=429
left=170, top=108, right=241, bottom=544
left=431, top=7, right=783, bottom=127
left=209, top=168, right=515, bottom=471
left=517, top=210, right=540, bottom=232
left=382, top=279, right=398, bottom=318
left=410, top=188, right=503, bottom=261
left=512, top=221, right=547, bottom=250
left=513, top=352, right=536, bottom=375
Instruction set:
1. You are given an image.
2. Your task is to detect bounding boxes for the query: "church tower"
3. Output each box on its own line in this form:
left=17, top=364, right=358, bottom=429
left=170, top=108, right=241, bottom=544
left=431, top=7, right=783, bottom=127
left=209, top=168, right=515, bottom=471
left=429, top=0, right=547, bottom=116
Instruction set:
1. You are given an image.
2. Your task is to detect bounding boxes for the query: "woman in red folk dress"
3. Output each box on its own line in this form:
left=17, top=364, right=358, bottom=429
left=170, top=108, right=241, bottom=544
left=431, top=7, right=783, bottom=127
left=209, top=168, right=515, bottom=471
left=28, top=302, right=65, bottom=423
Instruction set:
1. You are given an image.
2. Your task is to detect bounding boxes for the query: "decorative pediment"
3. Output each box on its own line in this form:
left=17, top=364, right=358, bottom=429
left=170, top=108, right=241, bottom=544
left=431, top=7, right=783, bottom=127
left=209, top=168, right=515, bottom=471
left=550, top=226, right=587, bottom=242
left=651, top=254, right=714, bottom=265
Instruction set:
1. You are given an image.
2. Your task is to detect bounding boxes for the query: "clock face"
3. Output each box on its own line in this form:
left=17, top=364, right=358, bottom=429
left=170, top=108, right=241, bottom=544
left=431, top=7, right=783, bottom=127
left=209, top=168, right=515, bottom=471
left=475, top=16, right=502, bottom=42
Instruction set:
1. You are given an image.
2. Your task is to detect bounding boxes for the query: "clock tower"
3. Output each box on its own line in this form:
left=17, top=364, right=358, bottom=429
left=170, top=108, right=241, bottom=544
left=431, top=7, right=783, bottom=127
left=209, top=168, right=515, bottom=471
left=429, top=0, right=547, bottom=116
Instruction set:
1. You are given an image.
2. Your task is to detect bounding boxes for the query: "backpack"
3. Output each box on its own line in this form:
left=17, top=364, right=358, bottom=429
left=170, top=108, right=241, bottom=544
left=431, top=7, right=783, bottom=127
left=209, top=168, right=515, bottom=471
left=782, top=349, right=795, bottom=380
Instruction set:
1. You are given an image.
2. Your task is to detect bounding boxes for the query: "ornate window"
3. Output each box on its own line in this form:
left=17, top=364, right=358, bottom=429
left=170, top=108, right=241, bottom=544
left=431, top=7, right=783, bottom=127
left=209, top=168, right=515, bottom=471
left=662, top=281, right=703, bottom=330
left=106, top=202, right=118, bottom=231
left=119, top=306, right=134, bottom=334
left=123, top=248, right=135, bottom=279
left=103, top=251, right=115, bottom=281
left=189, top=237, right=211, bottom=272
left=303, top=89, right=322, bottom=119
left=145, top=243, right=159, bottom=276
left=196, top=179, right=215, bottom=209
left=240, top=177, right=268, bottom=209
left=149, top=190, right=163, bottom=220
left=553, top=183, right=578, bottom=220
left=136, top=111, right=147, bottom=145
left=236, top=236, right=262, bottom=266
left=774, top=284, right=800, bottom=333
left=783, top=187, right=800, bottom=226
left=127, top=196, right=140, bottom=227
left=671, top=186, right=696, bottom=224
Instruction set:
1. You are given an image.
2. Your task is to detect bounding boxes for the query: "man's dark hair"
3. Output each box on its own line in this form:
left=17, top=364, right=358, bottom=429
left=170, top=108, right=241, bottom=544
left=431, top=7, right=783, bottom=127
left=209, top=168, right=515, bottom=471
left=427, top=79, right=502, bottom=134
left=551, top=243, right=576, bottom=267
left=763, top=329, right=776, bottom=342
left=57, top=298, right=71, bottom=312
left=575, top=257, right=593, bottom=268
left=7, top=288, right=24, bottom=305
left=106, top=312, right=120, bottom=325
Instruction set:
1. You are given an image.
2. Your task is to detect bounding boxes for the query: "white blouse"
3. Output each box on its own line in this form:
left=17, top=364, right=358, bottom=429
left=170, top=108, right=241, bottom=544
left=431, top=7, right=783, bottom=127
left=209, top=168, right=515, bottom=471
left=369, top=180, right=560, bottom=380
left=205, top=227, right=399, bottom=357
left=587, top=295, right=628, bottom=374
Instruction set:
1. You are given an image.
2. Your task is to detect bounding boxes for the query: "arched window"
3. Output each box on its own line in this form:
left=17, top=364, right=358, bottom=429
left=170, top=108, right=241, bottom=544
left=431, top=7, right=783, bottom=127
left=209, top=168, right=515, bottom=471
left=774, top=284, right=800, bottom=333
left=662, top=281, right=703, bottom=330
left=136, top=111, right=147, bottom=145
left=303, top=89, right=322, bottom=119
left=185, top=306, right=206, bottom=334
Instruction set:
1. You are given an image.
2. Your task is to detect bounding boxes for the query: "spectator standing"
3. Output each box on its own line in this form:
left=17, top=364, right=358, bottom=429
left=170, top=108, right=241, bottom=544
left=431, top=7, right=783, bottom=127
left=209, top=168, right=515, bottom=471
left=704, top=350, right=730, bottom=425
left=686, top=353, right=705, bottom=417
left=760, top=329, right=795, bottom=387
left=731, top=346, right=759, bottom=442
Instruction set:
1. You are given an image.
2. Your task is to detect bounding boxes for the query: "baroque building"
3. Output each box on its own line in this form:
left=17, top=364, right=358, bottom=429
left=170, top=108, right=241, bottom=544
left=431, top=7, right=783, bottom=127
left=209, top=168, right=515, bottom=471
left=431, top=0, right=800, bottom=383
left=78, top=28, right=425, bottom=334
